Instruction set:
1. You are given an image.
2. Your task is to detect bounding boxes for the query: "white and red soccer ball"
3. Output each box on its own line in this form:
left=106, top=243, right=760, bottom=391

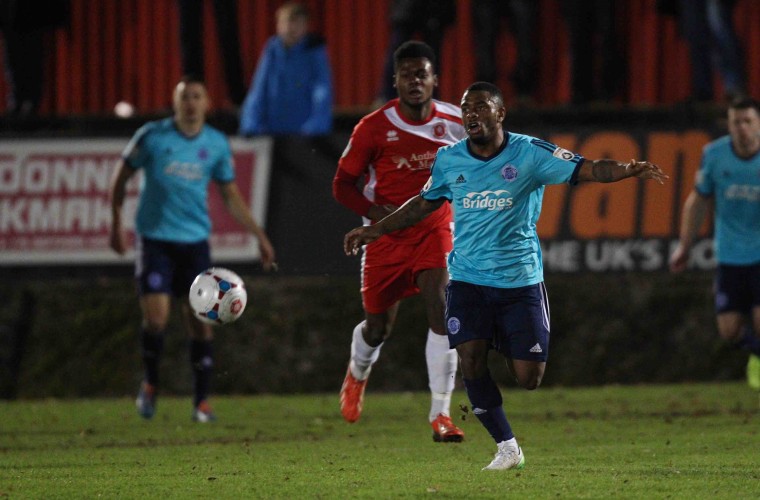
left=189, top=267, right=247, bottom=324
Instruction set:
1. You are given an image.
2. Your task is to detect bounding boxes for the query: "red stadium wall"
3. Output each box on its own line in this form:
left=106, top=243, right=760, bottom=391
left=1, top=0, right=759, bottom=116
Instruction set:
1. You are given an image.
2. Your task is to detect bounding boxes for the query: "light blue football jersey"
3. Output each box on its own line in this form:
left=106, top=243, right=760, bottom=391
left=123, top=118, right=235, bottom=243
left=421, top=132, right=583, bottom=288
left=694, top=135, right=760, bottom=265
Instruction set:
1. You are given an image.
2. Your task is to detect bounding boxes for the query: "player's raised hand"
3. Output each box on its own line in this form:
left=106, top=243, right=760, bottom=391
left=344, top=226, right=382, bottom=255
left=625, top=159, right=669, bottom=184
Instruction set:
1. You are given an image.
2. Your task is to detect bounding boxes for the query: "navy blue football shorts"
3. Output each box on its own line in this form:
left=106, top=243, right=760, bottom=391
left=714, top=263, right=760, bottom=314
left=445, top=280, right=550, bottom=362
left=135, top=236, right=211, bottom=298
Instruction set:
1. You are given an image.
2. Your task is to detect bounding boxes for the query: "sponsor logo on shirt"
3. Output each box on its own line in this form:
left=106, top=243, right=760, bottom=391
left=164, top=161, right=203, bottom=180
left=393, top=157, right=412, bottom=170
left=462, top=190, right=514, bottom=210
left=725, top=184, right=760, bottom=202
left=392, top=150, right=437, bottom=171
left=386, top=130, right=399, bottom=142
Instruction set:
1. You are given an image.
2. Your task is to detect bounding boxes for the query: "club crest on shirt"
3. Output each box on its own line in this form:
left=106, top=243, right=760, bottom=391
left=433, top=123, right=446, bottom=138
left=501, top=164, right=518, bottom=182
left=198, top=147, right=209, bottom=161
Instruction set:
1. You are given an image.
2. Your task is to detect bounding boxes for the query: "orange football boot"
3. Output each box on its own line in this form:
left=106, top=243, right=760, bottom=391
left=431, top=413, right=464, bottom=442
left=340, top=366, right=368, bottom=423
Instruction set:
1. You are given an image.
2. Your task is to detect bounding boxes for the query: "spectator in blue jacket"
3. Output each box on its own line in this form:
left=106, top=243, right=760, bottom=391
left=239, top=2, right=333, bottom=136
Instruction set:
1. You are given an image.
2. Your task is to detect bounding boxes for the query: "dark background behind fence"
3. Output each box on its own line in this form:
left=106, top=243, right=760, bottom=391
left=2, top=0, right=760, bottom=116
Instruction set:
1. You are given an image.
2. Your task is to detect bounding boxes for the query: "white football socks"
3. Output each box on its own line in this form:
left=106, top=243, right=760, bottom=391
left=497, top=437, right=519, bottom=451
left=426, top=329, right=457, bottom=422
left=349, top=321, right=382, bottom=381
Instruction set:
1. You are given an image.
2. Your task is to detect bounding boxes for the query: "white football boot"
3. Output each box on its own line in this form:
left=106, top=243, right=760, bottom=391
left=482, top=441, right=525, bottom=471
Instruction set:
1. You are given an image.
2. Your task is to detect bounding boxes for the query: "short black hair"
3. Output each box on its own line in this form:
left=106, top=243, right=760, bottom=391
left=729, top=96, right=760, bottom=114
left=178, top=74, right=207, bottom=87
left=465, top=81, right=504, bottom=107
left=393, top=41, right=436, bottom=71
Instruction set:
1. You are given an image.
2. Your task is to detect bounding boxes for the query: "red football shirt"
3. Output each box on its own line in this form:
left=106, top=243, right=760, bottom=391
left=334, top=99, right=465, bottom=243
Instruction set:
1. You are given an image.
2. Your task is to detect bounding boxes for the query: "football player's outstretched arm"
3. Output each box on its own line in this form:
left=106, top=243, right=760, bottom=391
left=576, top=159, right=668, bottom=184
left=344, top=195, right=444, bottom=255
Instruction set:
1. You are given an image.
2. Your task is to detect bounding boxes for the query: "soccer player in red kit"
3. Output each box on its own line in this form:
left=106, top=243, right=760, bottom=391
left=332, top=41, right=466, bottom=442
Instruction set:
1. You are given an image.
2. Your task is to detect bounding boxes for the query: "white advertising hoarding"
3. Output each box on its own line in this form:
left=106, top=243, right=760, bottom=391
left=0, top=137, right=272, bottom=265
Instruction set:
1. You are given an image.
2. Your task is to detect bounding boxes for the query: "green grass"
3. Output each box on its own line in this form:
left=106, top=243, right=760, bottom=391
left=1, top=383, right=759, bottom=499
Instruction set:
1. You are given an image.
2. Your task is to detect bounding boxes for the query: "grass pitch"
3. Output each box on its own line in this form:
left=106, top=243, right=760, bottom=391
left=1, top=382, right=759, bottom=499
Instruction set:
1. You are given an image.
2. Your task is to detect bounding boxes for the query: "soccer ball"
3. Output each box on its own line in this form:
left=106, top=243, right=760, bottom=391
left=189, top=267, right=247, bottom=325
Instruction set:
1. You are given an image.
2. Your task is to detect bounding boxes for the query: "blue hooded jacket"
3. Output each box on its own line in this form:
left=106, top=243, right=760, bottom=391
left=239, top=34, right=333, bottom=136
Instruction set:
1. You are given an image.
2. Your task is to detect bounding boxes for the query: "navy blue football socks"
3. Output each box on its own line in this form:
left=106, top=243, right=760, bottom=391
left=141, top=330, right=165, bottom=386
left=463, top=372, right=514, bottom=443
left=190, top=340, right=214, bottom=407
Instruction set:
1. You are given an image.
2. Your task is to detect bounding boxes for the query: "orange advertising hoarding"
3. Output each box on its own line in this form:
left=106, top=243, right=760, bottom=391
left=537, top=130, right=715, bottom=272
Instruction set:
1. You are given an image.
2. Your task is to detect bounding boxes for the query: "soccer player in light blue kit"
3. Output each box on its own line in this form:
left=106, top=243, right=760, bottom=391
left=670, top=97, right=760, bottom=390
left=344, top=82, right=667, bottom=470
left=110, top=76, right=276, bottom=422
